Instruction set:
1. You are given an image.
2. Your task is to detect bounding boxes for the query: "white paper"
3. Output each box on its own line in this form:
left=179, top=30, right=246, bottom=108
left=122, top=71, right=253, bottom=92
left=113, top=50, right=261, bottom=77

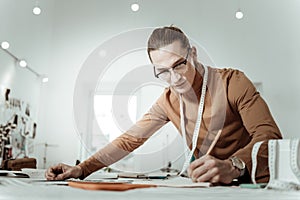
left=132, top=176, right=211, bottom=188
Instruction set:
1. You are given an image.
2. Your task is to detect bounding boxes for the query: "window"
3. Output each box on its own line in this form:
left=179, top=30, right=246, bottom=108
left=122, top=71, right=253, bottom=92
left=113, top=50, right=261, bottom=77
left=93, top=94, right=137, bottom=144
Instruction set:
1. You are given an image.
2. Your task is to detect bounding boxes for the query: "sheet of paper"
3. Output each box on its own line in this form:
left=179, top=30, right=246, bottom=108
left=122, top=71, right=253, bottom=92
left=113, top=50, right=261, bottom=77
left=118, top=172, right=178, bottom=179
left=85, top=172, right=118, bottom=179
left=0, top=170, right=30, bottom=178
left=70, top=175, right=210, bottom=188
left=132, top=176, right=211, bottom=188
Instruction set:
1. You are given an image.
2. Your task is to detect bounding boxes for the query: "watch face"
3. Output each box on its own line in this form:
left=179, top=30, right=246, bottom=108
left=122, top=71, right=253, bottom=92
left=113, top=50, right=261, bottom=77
left=231, top=157, right=245, bottom=170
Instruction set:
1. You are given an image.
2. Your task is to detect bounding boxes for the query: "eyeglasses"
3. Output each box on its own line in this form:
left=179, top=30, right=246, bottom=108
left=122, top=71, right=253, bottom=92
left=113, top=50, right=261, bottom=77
left=153, top=48, right=190, bottom=81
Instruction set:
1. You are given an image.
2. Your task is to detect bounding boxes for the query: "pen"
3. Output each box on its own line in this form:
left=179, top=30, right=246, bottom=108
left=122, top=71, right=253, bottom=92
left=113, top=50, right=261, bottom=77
left=206, top=129, right=222, bottom=155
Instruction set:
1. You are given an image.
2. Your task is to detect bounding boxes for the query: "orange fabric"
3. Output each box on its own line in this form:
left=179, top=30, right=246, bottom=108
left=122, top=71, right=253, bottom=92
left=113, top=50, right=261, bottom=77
left=68, top=181, right=156, bottom=191
left=79, top=67, right=282, bottom=183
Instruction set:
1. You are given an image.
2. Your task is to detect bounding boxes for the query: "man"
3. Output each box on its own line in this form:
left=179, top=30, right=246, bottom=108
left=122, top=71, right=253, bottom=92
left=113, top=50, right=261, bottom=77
left=46, top=26, right=282, bottom=184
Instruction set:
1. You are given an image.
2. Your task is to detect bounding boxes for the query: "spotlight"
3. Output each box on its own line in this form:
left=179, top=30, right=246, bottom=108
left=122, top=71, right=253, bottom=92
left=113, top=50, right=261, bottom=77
left=33, top=6, right=42, bottom=15
left=42, top=76, right=49, bottom=83
left=19, top=60, right=27, bottom=68
left=131, top=3, right=139, bottom=12
left=39, top=74, right=49, bottom=83
left=235, top=10, right=244, bottom=19
left=1, top=41, right=10, bottom=49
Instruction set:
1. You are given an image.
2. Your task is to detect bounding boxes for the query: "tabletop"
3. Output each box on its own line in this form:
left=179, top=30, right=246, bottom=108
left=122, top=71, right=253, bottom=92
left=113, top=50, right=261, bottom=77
left=1, top=178, right=300, bottom=200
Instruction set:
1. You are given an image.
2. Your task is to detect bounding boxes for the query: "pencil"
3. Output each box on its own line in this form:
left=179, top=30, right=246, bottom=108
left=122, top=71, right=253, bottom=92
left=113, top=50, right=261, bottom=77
left=205, top=129, right=222, bottom=155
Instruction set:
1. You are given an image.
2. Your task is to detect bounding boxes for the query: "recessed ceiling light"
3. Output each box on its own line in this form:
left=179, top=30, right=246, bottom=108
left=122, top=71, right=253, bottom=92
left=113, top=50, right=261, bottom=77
left=19, top=60, right=27, bottom=68
left=1, top=41, right=10, bottom=49
left=131, top=3, right=139, bottom=12
left=235, top=10, right=244, bottom=19
left=33, top=6, right=42, bottom=15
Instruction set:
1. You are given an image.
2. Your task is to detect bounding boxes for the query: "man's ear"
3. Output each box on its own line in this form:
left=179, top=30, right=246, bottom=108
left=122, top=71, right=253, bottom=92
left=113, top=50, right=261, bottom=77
left=191, top=46, right=197, bottom=59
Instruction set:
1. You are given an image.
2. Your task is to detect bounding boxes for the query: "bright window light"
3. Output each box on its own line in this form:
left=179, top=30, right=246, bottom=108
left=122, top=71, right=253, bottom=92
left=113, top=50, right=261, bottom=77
left=94, top=95, right=137, bottom=142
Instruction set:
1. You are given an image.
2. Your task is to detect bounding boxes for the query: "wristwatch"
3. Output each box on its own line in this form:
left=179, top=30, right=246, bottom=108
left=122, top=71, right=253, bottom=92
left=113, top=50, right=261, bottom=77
left=229, top=156, right=246, bottom=177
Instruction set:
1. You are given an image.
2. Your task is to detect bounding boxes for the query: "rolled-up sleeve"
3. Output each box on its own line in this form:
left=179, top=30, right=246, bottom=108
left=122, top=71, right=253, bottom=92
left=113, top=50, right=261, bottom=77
left=78, top=95, right=169, bottom=178
left=228, top=70, right=282, bottom=182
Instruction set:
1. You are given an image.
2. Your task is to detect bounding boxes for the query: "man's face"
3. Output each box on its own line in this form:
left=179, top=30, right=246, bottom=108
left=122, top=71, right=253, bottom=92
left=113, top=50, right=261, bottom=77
left=150, top=41, right=196, bottom=94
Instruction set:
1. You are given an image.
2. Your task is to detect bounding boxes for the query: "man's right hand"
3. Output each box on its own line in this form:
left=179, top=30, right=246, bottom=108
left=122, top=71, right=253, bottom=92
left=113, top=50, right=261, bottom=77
left=45, top=163, right=83, bottom=181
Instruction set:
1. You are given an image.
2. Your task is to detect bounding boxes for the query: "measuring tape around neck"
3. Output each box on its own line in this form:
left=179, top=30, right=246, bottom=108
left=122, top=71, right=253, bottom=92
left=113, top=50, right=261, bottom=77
left=179, top=65, right=208, bottom=175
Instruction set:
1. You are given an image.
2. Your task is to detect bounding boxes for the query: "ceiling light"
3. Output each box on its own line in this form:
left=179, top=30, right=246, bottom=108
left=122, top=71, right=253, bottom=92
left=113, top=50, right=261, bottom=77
left=131, top=3, right=139, bottom=12
left=1, top=41, right=10, bottom=49
left=19, top=60, right=27, bottom=68
left=42, top=76, right=49, bottom=83
left=235, top=9, right=244, bottom=19
left=1, top=42, right=44, bottom=79
left=39, top=74, right=49, bottom=83
left=33, top=6, right=42, bottom=15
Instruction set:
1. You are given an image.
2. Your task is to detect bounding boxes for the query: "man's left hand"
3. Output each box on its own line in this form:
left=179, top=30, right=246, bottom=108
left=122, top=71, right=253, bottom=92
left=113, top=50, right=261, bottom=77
left=187, top=155, right=240, bottom=184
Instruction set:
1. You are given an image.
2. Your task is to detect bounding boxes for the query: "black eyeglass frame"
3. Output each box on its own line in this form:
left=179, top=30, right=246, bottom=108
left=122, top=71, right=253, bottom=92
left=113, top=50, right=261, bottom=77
left=153, top=48, right=190, bottom=78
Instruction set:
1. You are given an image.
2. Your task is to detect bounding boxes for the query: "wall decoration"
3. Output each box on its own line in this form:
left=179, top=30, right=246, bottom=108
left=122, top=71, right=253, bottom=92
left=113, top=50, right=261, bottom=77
left=0, top=88, right=37, bottom=168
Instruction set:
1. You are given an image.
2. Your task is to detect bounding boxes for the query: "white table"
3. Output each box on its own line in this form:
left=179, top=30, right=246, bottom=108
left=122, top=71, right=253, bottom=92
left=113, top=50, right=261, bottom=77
left=0, top=178, right=300, bottom=200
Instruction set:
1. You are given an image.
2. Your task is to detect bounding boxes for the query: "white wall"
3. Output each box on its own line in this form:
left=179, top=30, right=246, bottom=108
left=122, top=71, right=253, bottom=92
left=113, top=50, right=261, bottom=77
left=0, top=0, right=55, bottom=166
left=0, top=0, right=54, bottom=116
left=1, top=0, right=300, bottom=169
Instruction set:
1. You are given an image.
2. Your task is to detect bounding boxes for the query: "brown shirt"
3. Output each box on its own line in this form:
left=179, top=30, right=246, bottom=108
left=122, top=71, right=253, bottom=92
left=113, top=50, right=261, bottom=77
left=79, top=67, right=282, bottom=183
